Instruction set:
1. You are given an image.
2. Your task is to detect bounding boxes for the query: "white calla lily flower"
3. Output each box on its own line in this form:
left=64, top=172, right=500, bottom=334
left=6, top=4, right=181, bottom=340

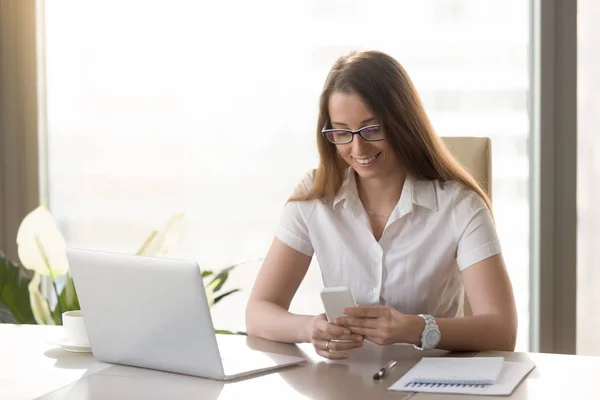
left=16, top=205, right=69, bottom=277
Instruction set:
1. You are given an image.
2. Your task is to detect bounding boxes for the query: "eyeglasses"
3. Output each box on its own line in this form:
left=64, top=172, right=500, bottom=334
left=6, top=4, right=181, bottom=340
left=321, top=124, right=384, bottom=145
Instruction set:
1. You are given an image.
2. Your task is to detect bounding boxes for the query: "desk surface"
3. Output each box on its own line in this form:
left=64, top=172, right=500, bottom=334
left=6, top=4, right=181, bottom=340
left=1, top=324, right=599, bottom=399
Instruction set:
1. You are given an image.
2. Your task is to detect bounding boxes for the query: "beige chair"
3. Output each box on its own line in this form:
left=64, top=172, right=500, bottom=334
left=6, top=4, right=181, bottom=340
left=441, top=136, right=492, bottom=201
left=440, top=136, right=492, bottom=317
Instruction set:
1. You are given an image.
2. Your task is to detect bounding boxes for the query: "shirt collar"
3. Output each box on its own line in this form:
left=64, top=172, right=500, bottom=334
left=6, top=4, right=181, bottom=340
left=333, top=168, right=438, bottom=212
left=333, top=168, right=357, bottom=209
left=410, top=176, right=438, bottom=211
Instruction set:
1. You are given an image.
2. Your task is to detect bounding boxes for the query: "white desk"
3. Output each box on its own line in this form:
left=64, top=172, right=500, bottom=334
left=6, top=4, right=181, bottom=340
left=2, top=324, right=599, bottom=399
left=0, top=324, right=110, bottom=399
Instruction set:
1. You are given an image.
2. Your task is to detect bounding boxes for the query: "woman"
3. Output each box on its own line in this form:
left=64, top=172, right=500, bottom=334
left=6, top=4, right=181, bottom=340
left=245, top=50, right=517, bottom=359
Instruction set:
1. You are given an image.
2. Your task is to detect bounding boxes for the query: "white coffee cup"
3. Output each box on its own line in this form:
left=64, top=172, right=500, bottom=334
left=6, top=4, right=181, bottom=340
left=62, top=310, right=90, bottom=347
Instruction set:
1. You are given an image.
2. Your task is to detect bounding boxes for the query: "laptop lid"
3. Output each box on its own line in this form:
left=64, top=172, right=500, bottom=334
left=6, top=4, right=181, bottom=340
left=66, top=248, right=226, bottom=379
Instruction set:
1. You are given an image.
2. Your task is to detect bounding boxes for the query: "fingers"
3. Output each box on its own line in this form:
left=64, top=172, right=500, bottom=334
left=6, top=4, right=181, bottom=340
left=311, top=315, right=366, bottom=359
left=344, top=326, right=376, bottom=337
left=314, top=319, right=362, bottom=341
left=324, top=339, right=364, bottom=351
left=313, top=329, right=362, bottom=342
left=315, top=348, right=350, bottom=360
left=343, top=306, right=385, bottom=317
left=315, top=319, right=352, bottom=336
left=335, top=316, right=378, bottom=328
left=312, top=338, right=364, bottom=360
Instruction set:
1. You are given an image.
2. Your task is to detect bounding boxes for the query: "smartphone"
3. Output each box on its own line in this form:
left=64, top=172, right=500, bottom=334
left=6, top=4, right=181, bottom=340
left=320, top=286, right=357, bottom=322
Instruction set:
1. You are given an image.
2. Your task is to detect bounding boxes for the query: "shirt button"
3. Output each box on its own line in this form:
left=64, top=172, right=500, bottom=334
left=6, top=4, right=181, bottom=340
left=373, top=288, right=379, bottom=293
left=375, top=256, right=381, bottom=261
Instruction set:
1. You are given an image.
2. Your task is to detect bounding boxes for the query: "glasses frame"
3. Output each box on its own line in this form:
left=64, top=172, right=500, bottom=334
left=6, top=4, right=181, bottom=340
left=321, top=123, right=384, bottom=145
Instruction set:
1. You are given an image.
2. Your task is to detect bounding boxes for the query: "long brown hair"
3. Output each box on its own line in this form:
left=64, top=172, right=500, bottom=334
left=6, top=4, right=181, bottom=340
left=290, top=50, right=492, bottom=214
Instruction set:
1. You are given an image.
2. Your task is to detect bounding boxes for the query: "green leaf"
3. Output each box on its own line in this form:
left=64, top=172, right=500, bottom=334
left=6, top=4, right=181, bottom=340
left=50, top=301, right=62, bottom=325
left=207, top=265, right=235, bottom=293
left=0, top=300, right=18, bottom=323
left=206, top=259, right=251, bottom=294
left=136, top=212, right=184, bottom=257
left=212, top=289, right=240, bottom=305
left=214, top=329, right=235, bottom=335
left=51, top=301, right=61, bottom=325
left=205, top=286, right=215, bottom=307
left=214, top=329, right=247, bottom=336
left=50, top=273, right=81, bottom=325
left=0, top=251, right=36, bottom=324
left=201, top=270, right=213, bottom=278
left=205, top=261, right=246, bottom=307
left=136, top=230, right=157, bottom=256
left=59, top=273, right=80, bottom=312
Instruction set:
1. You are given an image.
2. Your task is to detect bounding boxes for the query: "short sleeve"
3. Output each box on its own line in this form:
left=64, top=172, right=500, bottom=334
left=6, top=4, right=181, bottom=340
left=453, top=189, right=502, bottom=270
left=274, top=171, right=316, bottom=257
left=275, top=201, right=314, bottom=256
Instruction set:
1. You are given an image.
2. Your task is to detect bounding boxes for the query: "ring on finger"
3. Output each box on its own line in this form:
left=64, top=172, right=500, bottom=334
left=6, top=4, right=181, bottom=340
left=325, top=340, right=330, bottom=350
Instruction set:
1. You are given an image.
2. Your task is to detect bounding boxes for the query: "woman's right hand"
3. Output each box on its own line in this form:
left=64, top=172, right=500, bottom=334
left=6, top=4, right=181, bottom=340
left=309, top=314, right=364, bottom=359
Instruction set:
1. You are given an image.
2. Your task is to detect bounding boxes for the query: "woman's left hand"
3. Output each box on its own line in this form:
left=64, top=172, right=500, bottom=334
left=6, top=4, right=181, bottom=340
left=335, top=306, right=417, bottom=346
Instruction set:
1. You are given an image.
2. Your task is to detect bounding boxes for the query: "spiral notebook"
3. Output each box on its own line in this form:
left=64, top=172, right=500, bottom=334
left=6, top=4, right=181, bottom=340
left=388, top=357, right=535, bottom=396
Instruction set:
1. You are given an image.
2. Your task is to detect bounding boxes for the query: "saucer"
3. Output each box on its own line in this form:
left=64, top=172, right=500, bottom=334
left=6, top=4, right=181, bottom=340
left=48, top=337, right=92, bottom=353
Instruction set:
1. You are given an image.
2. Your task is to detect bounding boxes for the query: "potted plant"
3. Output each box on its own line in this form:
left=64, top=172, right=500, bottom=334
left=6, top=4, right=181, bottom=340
left=0, top=205, right=244, bottom=334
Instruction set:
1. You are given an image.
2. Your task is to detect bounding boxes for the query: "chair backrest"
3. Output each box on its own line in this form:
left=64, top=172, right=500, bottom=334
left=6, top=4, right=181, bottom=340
left=441, top=136, right=492, bottom=201
left=440, top=136, right=492, bottom=317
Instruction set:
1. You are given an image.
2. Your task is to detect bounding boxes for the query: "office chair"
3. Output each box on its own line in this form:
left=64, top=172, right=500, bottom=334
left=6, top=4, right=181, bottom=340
left=440, top=136, right=492, bottom=317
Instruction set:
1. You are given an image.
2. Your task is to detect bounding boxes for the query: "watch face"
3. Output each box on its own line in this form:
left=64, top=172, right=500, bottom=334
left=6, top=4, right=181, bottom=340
left=425, top=329, right=441, bottom=346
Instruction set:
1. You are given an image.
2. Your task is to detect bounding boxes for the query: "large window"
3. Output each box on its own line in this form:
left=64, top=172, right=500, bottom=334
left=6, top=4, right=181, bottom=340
left=577, top=0, right=600, bottom=356
left=44, top=1, right=532, bottom=349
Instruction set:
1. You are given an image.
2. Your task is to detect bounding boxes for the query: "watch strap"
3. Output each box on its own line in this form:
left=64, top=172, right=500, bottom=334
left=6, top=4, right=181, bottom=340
left=414, top=314, right=439, bottom=351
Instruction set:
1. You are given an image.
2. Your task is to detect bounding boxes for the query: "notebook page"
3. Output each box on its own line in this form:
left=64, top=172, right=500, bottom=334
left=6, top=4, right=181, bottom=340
left=388, top=359, right=536, bottom=396
left=400, top=357, right=504, bottom=385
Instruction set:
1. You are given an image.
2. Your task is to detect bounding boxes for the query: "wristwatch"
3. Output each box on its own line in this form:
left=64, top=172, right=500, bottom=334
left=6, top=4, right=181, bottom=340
left=414, top=314, right=441, bottom=351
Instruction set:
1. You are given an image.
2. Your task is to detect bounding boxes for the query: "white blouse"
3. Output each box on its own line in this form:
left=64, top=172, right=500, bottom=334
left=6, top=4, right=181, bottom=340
left=275, top=169, right=502, bottom=318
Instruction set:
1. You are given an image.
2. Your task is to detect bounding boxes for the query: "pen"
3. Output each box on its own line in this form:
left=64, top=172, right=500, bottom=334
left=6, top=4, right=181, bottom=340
left=373, top=360, right=397, bottom=380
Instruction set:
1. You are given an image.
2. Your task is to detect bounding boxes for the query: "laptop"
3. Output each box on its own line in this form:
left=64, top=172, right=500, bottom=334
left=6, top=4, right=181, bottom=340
left=65, top=248, right=305, bottom=381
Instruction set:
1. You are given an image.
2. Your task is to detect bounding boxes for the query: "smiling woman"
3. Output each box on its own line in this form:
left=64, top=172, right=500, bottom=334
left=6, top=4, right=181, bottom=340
left=245, top=50, right=517, bottom=360
left=326, top=93, right=395, bottom=178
